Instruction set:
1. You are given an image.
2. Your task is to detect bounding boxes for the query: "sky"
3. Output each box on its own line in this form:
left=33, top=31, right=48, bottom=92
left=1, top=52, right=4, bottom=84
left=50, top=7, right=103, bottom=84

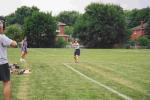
left=0, top=0, right=150, bottom=16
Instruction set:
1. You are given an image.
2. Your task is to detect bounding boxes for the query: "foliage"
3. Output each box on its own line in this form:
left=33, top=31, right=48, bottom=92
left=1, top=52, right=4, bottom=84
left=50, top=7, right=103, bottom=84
left=145, top=17, right=150, bottom=36
left=127, top=7, right=150, bottom=28
left=6, top=6, right=39, bottom=25
left=137, top=35, right=150, bottom=46
left=5, top=24, right=23, bottom=42
left=5, top=13, right=17, bottom=25
left=64, top=26, right=74, bottom=35
left=55, top=37, right=67, bottom=48
left=74, top=3, right=127, bottom=48
left=124, top=40, right=136, bottom=48
left=56, top=11, right=80, bottom=26
left=73, top=15, right=88, bottom=40
left=23, top=11, right=56, bottom=48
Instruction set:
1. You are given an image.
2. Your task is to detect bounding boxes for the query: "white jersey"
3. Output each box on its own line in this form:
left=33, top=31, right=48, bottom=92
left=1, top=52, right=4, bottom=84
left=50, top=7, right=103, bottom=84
left=0, top=34, right=12, bottom=64
left=73, top=43, right=80, bottom=49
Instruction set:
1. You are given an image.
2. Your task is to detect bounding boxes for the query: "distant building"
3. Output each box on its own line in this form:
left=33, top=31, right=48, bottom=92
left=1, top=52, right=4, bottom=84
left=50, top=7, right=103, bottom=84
left=56, top=22, right=69, bottom=41
left=130, top=21, right=148, bottom=40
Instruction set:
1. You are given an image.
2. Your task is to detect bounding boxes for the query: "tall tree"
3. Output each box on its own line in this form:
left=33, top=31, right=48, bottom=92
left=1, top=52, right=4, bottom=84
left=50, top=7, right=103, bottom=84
left=74, top=3, right=127, bottom=48
left=23, top=12, right=56, bottom=47
left=57, top=11, right=80, bottom=26
left=5, top=13, right=17, bottom=25
left=15, top=6, right=39, bottom=25
left=6, top=6, right=39, bottom=25
left=127, top=7, right=150, bottom=28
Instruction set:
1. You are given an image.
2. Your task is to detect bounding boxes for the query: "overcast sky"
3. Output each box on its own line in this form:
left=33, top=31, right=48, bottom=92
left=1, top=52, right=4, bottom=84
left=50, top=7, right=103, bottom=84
left=0, top=0, right=150, bottom=16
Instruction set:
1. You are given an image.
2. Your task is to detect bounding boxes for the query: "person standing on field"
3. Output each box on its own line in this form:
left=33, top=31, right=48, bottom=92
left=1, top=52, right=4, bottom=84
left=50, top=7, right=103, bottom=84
left=0, top=16, right=17, bottom=100
left=20, top=36, right=28, bottom=62
left=72, top=40, right=80, bottom=63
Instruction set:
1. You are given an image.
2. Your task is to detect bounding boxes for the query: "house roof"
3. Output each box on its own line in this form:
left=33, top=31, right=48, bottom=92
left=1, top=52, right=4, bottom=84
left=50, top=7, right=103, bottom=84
left=58, top=22, right=66, bottom=26
left=131, top=23, right=148, bottom=31
left=57, top=34, right=69, bottom=37
left=0, top=16, right=5, bottom=21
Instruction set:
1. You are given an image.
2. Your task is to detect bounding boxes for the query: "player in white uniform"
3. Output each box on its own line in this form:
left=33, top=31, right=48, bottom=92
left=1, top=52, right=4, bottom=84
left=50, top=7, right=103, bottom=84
left=72, top=40, right=80, bottom=63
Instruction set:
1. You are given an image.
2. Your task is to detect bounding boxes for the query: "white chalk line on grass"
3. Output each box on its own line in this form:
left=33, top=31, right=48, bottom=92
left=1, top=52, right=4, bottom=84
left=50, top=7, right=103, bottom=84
left=63, top=63, right=132, bottom=100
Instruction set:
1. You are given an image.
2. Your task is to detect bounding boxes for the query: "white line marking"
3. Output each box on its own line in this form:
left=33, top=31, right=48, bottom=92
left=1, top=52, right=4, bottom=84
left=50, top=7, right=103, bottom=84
left=63, top=63, right=132, bottom=100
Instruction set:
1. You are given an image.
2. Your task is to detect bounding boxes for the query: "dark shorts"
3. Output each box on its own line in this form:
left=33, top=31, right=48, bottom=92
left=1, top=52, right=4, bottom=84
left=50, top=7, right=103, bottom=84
left=74, top=49, right=80, bottom=56
left=0, top=63, right=10, bottom=81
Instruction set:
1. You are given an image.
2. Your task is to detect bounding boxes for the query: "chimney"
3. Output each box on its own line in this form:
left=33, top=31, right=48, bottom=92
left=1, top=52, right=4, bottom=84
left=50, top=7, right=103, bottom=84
left=140, top=21, right=144, bottom=35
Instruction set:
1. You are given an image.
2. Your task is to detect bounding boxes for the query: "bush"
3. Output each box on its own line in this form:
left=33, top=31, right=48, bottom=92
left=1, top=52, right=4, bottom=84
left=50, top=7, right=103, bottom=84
left=137, top=36, right=150, bottom=46
left=127, top=40, right=136, bottom=46
left=55, top=37, right=67, bottom=48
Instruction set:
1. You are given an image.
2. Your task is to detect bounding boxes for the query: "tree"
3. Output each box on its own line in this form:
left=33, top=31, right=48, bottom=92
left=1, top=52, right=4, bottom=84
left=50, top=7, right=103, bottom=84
left=73, top=15, right=88, bottom=41
left=6, top=6, right=39, bottom=25
left=57, top=11, right=80, bottom=26
left=127, top=7, right=150, bottom=28
left=16, top=6, right=39, bottom=25
left=5, top=24, right=23, bottom=42
left=64, top=26, right=74, bottom=35
left=5, top=13, right=17, bottom=25
left=74, top=3, right=127, bottom=48
left=23, top=12, right=56, bottom=48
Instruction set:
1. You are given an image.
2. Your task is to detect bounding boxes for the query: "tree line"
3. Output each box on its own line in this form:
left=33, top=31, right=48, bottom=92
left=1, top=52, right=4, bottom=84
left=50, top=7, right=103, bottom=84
left=4, top=3, right=150, bottom=48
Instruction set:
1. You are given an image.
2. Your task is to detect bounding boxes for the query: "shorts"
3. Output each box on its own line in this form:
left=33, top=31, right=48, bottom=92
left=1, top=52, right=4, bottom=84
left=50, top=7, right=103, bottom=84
left=0, top=63, right=10, bottom=81
left=74, top=49, right=80, bottom=56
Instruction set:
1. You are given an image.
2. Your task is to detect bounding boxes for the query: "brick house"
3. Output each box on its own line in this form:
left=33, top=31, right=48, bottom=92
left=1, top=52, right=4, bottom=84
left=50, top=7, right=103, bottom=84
left=130, top=21, right=148, bottom=40
left=56, top=22, right=69, bottom=41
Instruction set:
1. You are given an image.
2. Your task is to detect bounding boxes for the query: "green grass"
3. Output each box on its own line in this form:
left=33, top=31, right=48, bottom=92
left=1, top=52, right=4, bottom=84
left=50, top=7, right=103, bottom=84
left=0, top=48, right=150, bottom=100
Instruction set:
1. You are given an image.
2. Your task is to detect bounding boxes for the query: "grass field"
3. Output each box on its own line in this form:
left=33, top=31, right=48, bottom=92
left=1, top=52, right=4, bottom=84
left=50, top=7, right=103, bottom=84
left=0, top=48, right=150, bottom=100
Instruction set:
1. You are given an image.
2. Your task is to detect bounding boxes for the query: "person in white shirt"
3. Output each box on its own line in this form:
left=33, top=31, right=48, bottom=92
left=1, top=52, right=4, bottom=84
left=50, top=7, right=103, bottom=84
left=72, top=40, right=80, bottom=63
left=0, top=17, right=17, bottom=100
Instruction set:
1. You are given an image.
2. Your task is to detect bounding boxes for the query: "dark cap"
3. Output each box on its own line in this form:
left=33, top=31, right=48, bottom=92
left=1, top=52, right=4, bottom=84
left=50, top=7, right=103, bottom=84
left=0, top=16, right=5, bottom=30
left=0, top=16, right=5, bottom=21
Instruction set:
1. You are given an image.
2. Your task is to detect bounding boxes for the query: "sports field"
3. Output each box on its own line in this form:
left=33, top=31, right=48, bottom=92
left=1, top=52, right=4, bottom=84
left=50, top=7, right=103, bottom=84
left=0, top=48, right=150, bottom=100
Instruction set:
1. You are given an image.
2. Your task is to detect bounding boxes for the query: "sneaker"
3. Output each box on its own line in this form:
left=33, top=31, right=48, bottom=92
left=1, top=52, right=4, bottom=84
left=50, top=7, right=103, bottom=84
left=20, top=58, right=26, bottom=62
left=20, top=58, right=23, bottom=62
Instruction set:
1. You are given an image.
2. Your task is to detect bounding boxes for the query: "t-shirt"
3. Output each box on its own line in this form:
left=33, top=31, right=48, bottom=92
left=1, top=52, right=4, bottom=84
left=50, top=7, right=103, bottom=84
left=73, top=43, right=80, bottom=49
left=0, top=34, right=12, bottom=64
